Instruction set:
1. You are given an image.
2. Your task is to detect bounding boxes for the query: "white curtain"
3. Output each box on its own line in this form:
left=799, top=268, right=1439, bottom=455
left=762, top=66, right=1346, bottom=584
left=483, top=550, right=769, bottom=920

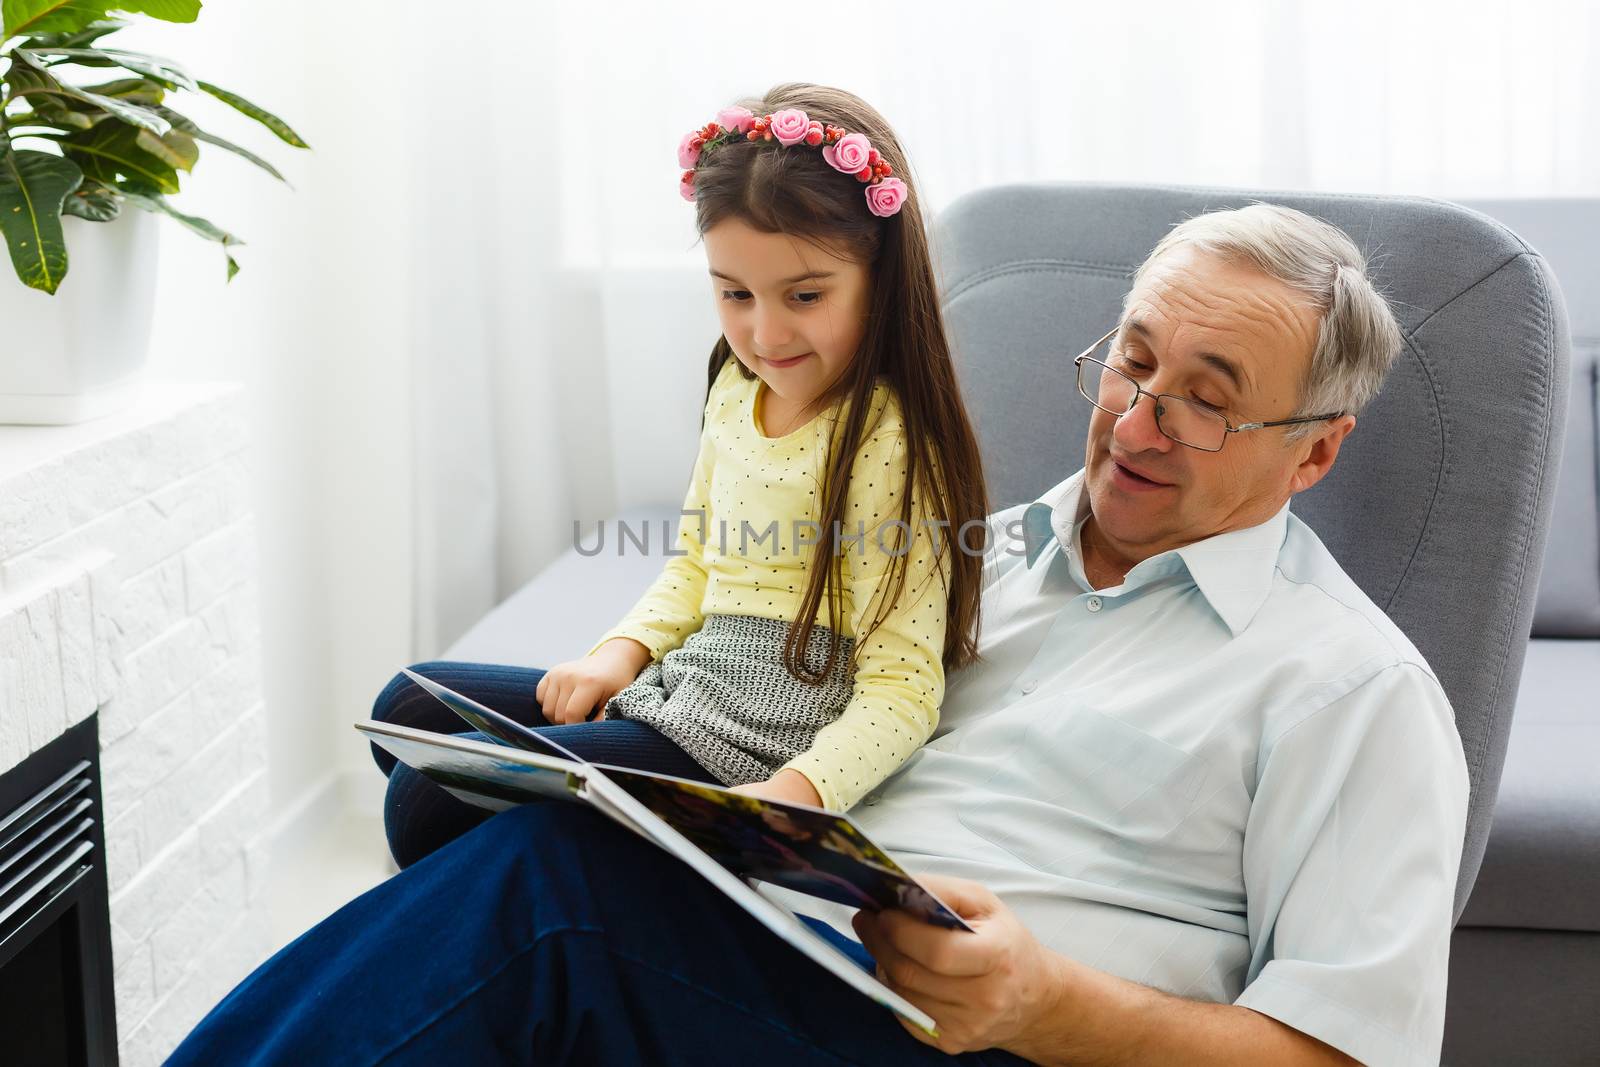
left=132, top=0, right=1600, bottom=794
left=426, top=0, right=1600, bottom=643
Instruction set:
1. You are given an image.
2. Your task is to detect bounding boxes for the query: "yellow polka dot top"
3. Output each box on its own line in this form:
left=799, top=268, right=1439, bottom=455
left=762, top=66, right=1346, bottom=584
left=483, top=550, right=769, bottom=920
left=586, top=356, right=948, bottom=812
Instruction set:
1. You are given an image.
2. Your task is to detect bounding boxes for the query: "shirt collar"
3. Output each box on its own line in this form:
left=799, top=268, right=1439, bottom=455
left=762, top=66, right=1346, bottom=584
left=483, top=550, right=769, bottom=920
left=1020, top=471, right=1088, bottom=567
left=1019, top=469, right=1290, bottom=637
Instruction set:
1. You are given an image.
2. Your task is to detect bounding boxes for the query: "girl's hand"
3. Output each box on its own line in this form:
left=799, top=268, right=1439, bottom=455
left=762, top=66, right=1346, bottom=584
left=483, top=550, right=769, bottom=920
left=728, top=769, right=824, bottom=808
left=535, top=638, right=651, bottom=726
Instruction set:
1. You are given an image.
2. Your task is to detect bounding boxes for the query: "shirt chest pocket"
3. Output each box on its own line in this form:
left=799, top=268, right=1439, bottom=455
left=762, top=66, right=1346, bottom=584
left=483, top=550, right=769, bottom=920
left=957, top=708, right=1210, bottom=877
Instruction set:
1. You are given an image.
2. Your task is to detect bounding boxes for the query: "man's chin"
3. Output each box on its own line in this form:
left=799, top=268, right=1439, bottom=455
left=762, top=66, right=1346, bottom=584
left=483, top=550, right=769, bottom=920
left=1087, top=469, right=1174, bottom=538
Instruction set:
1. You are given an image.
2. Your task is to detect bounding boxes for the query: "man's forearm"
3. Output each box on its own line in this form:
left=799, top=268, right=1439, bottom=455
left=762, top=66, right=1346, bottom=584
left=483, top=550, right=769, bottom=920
left=1009, top=952, right=1357, bottom=1067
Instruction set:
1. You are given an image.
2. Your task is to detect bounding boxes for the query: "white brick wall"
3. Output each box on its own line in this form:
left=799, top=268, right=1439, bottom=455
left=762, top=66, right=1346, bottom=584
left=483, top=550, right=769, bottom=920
left=0, top=385, right=269, bottom=1065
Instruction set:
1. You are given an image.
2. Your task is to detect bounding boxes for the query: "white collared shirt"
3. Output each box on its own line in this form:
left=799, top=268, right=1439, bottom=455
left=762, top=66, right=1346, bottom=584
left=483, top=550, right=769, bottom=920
left=798, top=468, right=1469, bottom=1067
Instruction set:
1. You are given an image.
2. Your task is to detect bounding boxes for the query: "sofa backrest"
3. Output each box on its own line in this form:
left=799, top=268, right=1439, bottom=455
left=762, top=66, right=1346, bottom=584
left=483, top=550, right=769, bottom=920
left=1457, top=199, right=1599, bottom=638
left=930, top=183, right=1571, bottom=918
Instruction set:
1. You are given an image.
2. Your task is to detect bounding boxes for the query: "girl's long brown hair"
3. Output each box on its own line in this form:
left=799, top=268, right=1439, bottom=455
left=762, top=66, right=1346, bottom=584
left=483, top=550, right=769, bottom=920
left=691, top=82, right=988, bottom=683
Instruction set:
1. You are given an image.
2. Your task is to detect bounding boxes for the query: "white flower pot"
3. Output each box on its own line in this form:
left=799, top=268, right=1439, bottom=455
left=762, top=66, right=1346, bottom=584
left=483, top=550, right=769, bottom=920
left=0, top=210, right=161, bottom=425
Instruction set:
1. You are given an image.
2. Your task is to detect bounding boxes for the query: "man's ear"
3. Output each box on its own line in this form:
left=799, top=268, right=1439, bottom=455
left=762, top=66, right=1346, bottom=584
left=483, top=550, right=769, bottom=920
left=1289, top=415, right=1356, bottom=495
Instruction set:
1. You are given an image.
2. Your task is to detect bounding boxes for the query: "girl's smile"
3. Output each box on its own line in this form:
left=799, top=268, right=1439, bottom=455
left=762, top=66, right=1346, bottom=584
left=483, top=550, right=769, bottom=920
left=761, top=352, right=813, bottom=369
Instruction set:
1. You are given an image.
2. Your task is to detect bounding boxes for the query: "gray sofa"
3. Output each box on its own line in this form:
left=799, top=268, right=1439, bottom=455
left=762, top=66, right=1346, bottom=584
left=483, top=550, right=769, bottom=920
left=1438, top=199, right=1599, bottom=1067
left=445, top=185, right=1592, bottom=1065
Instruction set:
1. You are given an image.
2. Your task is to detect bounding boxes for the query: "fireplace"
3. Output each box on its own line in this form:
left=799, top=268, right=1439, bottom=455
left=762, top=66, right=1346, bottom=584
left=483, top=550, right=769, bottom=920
left=0, top=716, right=118, bottom=1066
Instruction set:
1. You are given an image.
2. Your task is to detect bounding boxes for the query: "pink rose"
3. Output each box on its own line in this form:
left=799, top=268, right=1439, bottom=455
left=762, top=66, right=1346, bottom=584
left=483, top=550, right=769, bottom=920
left=679, top=171, right=696, bottom=201
left=716, top=106, right=756, bottom=134
left=822, top=132, right=872, bottom=174
left=768, top=108, right=811, bottom=146
left=864, top=176, right=907, bottom=218
left=677, top=131, right=702, bottom=170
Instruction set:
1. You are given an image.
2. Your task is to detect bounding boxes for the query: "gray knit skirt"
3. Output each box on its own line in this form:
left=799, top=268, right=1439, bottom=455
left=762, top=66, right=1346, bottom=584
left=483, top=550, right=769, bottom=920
left=604, top=613, right=856, bottom=786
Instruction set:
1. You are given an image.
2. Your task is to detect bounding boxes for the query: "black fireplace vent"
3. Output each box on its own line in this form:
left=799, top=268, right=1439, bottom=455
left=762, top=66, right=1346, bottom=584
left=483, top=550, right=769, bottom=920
left=0, top=760, right=97, bottom=937
left=0, top=716, right=119, bottom=1066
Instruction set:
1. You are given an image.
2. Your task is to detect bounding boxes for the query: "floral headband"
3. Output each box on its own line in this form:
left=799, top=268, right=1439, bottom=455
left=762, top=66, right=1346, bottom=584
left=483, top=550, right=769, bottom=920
left=677, top=106, right=909, bottom=218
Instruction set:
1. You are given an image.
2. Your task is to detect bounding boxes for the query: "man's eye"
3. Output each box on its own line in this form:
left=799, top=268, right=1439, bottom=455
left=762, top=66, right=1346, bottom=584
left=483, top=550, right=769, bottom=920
left=1191, top=396, right=1227, bottom=415
left=1115, top=359, right=1151, bottom=374
left=721, top=290, right=751, bottom=302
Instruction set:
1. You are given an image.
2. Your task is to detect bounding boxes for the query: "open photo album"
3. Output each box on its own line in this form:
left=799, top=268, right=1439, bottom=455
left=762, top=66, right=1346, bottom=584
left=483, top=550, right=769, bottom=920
left=355, top=669, right=974, bottom=1036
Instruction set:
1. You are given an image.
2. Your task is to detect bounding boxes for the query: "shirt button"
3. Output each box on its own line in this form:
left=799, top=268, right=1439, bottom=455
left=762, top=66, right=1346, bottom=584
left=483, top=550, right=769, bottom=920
left=1086, top=596, right=1103, bottom=613
left=1021, top=678, right=1039, bottom=695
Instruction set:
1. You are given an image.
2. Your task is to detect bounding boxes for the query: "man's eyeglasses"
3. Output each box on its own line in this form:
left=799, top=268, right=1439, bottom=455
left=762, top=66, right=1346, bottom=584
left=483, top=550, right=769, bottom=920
left=1072, top=326, right=1343, bottom=453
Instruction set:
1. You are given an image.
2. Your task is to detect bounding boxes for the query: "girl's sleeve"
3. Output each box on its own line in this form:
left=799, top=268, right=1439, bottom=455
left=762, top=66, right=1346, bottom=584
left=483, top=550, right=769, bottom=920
left=585, top=430, right=715, bottom=662
left=779, top=428, right=948, bottom=812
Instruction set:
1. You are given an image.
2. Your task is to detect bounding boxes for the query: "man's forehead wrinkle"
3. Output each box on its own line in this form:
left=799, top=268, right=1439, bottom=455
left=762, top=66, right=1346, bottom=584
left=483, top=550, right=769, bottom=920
left=1127, top=291, right=1267, bottom=398
left=1128, top=260, right=1317, bottom=400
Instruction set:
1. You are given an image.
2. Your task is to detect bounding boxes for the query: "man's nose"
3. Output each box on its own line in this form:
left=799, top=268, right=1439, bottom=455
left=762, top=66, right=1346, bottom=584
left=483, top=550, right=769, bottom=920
left=1111, top=389, right=1174, bottom=454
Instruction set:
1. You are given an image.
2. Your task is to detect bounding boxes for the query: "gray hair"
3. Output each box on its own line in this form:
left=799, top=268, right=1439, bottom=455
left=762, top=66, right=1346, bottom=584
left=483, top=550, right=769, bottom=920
left=1126, top=203, right=1404, bottom=440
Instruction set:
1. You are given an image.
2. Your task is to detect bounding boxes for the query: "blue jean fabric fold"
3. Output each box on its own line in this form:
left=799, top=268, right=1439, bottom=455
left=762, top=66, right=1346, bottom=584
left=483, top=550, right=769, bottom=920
left=167, top=803, right=1034, bottom=1066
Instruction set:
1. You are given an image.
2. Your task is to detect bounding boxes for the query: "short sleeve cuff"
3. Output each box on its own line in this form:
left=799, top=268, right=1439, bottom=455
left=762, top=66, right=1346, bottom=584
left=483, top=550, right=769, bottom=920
left=586, top=627, right=668, bottom=662
left=1235, top=971, right=1437, bottom=1067
left=778, top=753, right=852, bottom=812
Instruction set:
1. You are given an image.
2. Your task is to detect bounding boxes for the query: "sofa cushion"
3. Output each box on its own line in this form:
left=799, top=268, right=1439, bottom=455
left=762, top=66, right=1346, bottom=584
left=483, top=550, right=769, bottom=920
left=1457, top=638, right=1600, bottom=932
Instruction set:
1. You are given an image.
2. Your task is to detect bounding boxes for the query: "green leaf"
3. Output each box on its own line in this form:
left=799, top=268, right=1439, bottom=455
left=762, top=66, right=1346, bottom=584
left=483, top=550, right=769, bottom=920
left=134, top=124, right=193, bottom=170
left=116, top=0, right=199, bottom=21
left=4, top=2, right=110, bottom=37
left=76, top=76, right=162, bottom=104
left=61, top=119, right=178, bottom=192
left=11, top=99, right=97, bottom=129
left=48, top=77, right=164, bottom=111
left=21, top=45, right=195, bottom=91
left=60, top=175, right=116, bottom=219
left=0, top=148, right=82, bottom=293
left=121, top=187, right=238, bottom=279
left=9, top=50, right=169, bottom=134
left=154, top=104, right=284, bottom=182
left=20, top=17, right=125, bottom=48
left=196, top=80, right=308, bottom=149
left=3, top=1, right=199, bottom=38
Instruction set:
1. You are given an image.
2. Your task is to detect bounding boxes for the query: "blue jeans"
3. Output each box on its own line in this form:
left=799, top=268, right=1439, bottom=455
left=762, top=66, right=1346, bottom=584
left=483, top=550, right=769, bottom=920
left=370, top=661, right=721, bottom=868
left=168, top=803, right=1034, bottom=1065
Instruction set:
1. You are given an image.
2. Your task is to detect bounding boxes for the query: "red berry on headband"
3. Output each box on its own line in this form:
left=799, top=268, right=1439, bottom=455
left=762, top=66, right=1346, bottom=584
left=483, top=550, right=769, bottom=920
left=805, top=128, right=823, bottom=146
left=868, top=149, right=880, bottom=165
left=747, top=130, right=760, bottom=141
left=878, top=161, right=893, bottom=176
left=856, top=166, right=873, bottom=182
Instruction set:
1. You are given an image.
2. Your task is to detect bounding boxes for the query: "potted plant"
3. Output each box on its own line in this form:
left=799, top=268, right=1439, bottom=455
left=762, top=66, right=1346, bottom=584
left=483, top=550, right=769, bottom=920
left=0, top=1, right=308, bottom=424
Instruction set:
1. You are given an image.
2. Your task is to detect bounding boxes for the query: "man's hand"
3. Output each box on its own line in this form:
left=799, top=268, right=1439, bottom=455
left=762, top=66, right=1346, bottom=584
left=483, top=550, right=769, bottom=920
left=854, top=874, right=1361, bottom=1066
left=727, top=769, right=824, bottom=808
left=850, top=872, right=1070, bottom=1056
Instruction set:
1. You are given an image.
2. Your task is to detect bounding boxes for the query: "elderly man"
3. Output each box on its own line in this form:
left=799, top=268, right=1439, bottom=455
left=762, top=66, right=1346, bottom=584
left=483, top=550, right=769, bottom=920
left=169, top=205, right=1467, bottom=1067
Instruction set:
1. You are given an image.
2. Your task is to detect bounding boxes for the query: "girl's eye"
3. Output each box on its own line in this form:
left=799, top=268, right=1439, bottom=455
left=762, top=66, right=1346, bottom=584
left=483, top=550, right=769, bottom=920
left=721, top=290, right=751, bottom=302
left=793, top=291, right=822, bottom=305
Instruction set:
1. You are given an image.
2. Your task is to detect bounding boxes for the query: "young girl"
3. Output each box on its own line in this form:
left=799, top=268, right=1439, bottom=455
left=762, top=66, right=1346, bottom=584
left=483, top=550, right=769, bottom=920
left=369, top=83, right=989, bottom=866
